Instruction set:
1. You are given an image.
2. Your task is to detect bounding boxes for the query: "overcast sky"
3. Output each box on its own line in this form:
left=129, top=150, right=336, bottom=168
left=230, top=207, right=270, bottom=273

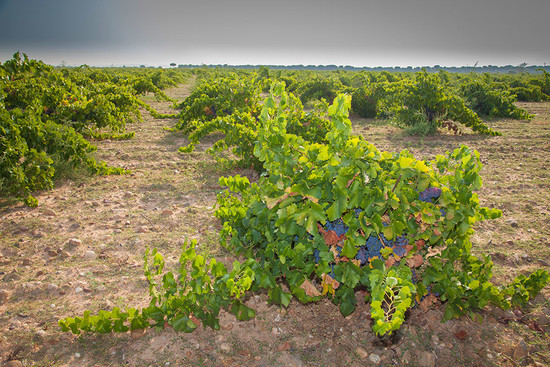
left=1, top=0, right=549, bottom=67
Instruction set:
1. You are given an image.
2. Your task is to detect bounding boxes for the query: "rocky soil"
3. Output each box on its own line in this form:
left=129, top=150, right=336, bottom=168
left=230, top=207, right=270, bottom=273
left=1, top=84, right=549, bottom=366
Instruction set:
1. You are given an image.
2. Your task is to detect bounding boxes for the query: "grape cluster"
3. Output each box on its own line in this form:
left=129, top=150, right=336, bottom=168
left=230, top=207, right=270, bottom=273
left=411, top=269, right=418, bottom=284
left=354, top=234, right=388, bottom=265
left=329, top=263, right=336, bottom=278
left=325, top=218, right=349, bottom=237
left=355, top=246, right=369, bottom=265
left=313, top=249, right=321, bottom=263
left=311, top=199, right=438, bottom=268
left=419, top=187, right=442, bottom=203
left=391, top=235, right=409, bottom=257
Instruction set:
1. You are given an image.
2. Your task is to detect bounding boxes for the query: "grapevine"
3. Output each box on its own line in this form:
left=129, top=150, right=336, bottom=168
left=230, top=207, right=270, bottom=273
left=57, top=76, right=549, bottom=338
left=0, top=53, right=188, bottom=205
left=214, top=83, right=547, bottom=334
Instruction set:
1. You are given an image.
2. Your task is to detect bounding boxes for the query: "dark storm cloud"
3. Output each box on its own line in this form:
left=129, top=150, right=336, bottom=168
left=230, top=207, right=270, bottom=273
left=0, top=0, right=549, bottom=66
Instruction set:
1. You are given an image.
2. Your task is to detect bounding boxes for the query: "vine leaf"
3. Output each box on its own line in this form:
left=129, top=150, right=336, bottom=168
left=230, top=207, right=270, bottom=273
left=323, top=230, right=344, bottom=246
left=419, top=293, right=438, bottom=311
left=300, top=279, right=321, bottom=297
left=407, top=254, right=424, bottom=268
left=321, top=273, right=340, bottom=296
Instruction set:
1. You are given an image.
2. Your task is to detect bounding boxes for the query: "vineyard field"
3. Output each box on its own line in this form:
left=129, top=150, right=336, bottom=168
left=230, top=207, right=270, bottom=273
left=1, top=68, right=550, bottom=366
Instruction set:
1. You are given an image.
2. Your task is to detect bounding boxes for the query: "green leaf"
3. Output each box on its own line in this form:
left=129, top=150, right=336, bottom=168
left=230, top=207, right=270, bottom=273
left=340, top=298, right=356, bottom=317
left=341, top=263, right=361, bottom=288
left=382, top=226, right=394, bottom=241
left=417, top=176, right=430, bottom=192
left=341, top=239, right=358, bottom=259
left=171, top=314, right=197, bottom=333
left=328, top=186, right=348, bottom=221
left=269, top=286, right=292, bottom=308
left=230, top=302, right=256, bottom=321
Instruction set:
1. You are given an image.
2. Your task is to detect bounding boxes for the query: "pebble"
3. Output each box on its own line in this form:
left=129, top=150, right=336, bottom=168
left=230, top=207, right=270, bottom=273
left=123, top=192, right=133, bottom=198
left=271, top=327, right=279, bottom=335
left=131, top=328, right=146, bottom=339
left=354, top=347, right=369, bottom=359
left=47, top=249, right=58, bottom=257
left=417, top=351, right=436, bottom=367
left=68, top=238, right=82, bottom=247
left=75, top=287, right=83, bottom=294
left=3, top=272, right=21, bottom=282
left=277, top=342, right=292, bottom=352
left=219, top=342, right=232, bottom=353
left=369, top=353, right=381, bottom=364
left=506, top=219, right=519, bottom=228
left=161, top=210, right=174, bottom=217
left=44, top=208, right=57, bottom=216
left=137, top=226, right=149, bottom=233
left=0, top=289, right=11, bottom=304
left=84, top=251, right=97, bottom=260
left=221, top=321, right=234, bottom=331
left=68, top=222, right=81, bottom=232
left=9, top=319, right=21, bottom=330
left=35, top=329, right=47, bottom=339
left=513, top=339, right=529, bottom=360
left=75, top=353, right=81, bottom=358
left=4, top=361, right=23, bottom=367
left=47, top=284, right=59, bottom=292
left=22, top=258, right=32, bottom=266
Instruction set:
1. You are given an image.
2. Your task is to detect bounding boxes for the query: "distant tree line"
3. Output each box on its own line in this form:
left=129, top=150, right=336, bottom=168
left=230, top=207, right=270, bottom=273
left=175, top=64, right=550, bottom=74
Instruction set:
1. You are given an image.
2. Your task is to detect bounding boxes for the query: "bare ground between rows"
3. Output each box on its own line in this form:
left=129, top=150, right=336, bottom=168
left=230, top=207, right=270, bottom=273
left=0, top=86, right=549, bottom=366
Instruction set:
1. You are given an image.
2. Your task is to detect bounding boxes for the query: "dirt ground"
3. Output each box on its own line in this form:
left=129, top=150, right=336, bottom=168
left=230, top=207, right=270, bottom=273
left=1, top=83, right=549, bottom=366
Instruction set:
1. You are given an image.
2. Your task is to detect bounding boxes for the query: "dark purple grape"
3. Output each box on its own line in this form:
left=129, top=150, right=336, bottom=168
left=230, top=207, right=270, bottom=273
left=419, top=187, right=442, bottom=203
left=313, top=249, right=320, bottom=263
left=392, top=245, right=407, bottom=257
left=365, top=235, right=384, bottom=259
left=325, top=218, right=349, bottom=237
left=355, top=246, right=369, bottom=265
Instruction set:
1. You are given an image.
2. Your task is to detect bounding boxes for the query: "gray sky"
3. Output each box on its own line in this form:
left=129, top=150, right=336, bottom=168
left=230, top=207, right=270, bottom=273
left=1, top=0, right=549, bottom=67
